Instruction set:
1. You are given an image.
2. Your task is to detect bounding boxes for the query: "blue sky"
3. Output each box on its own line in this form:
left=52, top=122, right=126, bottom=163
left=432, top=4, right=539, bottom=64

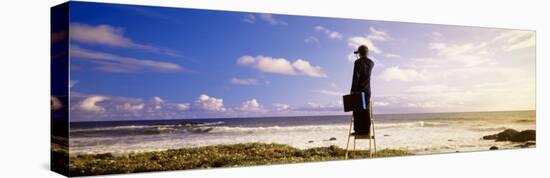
left=63, top=2, right=535, bottom=121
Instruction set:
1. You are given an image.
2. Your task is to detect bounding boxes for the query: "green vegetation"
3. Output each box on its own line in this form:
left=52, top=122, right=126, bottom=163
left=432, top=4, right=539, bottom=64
left=69, top=143, right=412, bottom=176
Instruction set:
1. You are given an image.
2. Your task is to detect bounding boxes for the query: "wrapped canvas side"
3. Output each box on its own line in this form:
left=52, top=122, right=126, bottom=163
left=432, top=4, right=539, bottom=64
left=51, top=2, right=70, bottom=176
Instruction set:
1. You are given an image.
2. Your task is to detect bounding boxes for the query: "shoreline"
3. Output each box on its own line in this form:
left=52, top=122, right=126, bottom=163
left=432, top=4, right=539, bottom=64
left=68, top=143, right=412, bottom=176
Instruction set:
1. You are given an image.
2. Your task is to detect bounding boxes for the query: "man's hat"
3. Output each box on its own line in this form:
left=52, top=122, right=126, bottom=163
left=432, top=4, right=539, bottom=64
left=353, top=45, right=368, bottom=54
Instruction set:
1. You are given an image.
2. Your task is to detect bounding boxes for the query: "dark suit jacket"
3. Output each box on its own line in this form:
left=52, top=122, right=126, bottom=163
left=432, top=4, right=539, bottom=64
left=350, top=57, right=374, bottom=95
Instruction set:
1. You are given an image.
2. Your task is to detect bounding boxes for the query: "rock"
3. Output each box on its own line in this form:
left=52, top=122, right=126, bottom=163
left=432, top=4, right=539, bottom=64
left=329, top=137, right=337, bottom=141
left=384, top=134, right=390, bottom=137
left=510, top=130, right=536, bottom=142
left=482, top=129, right=519, bottom=141
left=448, top=139, right=455, bottom=142
left=489, top=146, right=499, bottom=150
left=308, top=140, right=314, bottom=143
left=483, top=129, right=536, bottom=142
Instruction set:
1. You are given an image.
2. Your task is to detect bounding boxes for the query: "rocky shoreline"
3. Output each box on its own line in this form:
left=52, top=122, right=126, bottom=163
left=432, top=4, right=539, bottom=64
left=482, top=129, right=536, bottom=150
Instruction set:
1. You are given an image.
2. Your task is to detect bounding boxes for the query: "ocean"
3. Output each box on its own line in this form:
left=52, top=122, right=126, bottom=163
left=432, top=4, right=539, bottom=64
left=69, top=110, right=535, bottom=156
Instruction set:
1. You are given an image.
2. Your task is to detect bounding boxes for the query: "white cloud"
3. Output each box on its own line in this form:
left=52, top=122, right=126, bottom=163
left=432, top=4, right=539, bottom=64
left=273, top=103, right=291, bottom=111
left=238, top=55, right=327, bottom=77
left=429, top=42, right=446, bottom=50
left=70, top=23, right=180, bottom=57
left=381, top=66, right=424, bottom=82
left=244, top=14, right=287, bottom=25
left=373, top=63, right=534, bottom=113
left=313, top=89, right=346, bottom=96
left=460, top=56, right=491, bottom=67
left=230, top=77, right=258, bottom=85
left=260, top=58, right=294, bottom=74
left=369, top=95, right=457, bottom=113
left=385, top=53, right=401, bottom=58
left=193, top=94, right=226, bottom=112
left=428, top=42, right=492, bottom=67
left=258, top=14, right=288, bottom=25
left=79, top=96, right=108, bottom=112
left=406, top=101, right=442, bottom=109
left=301, top=101, right=343, bottom=112
left=430, top=42, right=486, bottom=56
left=153, top=97, right=164, bottom=103
left=406, top=84, right=455, bottom=93
left=304, top=36, right=321, bottom=47
left=506, top=33, right=535, bottom=51
left=425, top=30, right=533, bottom=67
left=176, top=103, right=190, bottom=111
left=237, top=55, right=257, bottom=65
left=431, top=31, right=443, bottom=38
left=292, top=59, right=327, bottom=77
left=374, top=101, right=389, bottom=106
left=429, top=30, right=534, bottom=64
left=348, top=27, right=392, bottom=55
left=421, top=30, right=534, bottom=74
left=71, top=45, right=184, bottom=72
left=238, top=55, right=294, bottom=74
left=306, top=102, right=322, bottom=108
left=51, top=96, right=63, bottom=110
left=329, top=32, right=343, bottom=39
left=237, top=99, right=263, bottom=112
left=153, top=96, right=164, bottom=109
left=314, top=26, right=343, bottom=40
left=118, top=103, right=144, bottom=111
left=242, top=14, right=256, bottom=23
left=70, top=93, right=202, bottom=121
left=493, top=30, right=533, bottom=44
left=367, top=27, right=391, bottom=41
left=70, top=23, right=134, bottom=47
left=348, top=36, right=381, bottom=53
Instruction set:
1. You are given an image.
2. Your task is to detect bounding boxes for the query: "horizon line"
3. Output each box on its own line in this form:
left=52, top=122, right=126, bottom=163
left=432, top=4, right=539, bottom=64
left=69, top=109, right=536, bottom=123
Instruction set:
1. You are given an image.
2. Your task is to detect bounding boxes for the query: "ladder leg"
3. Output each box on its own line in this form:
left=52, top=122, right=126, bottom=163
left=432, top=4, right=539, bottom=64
left=353, top=137, right=357, bottom=151
left=345, top=134, right=351, bottom=159
left=369, top=137, right=372, bottom=158
left=369, top=97, right=377, bottom=157
left=372, top=120, right=377, bottom=156
left=373, top=138, right=377, bottom=156
left=345, top=116, right=353, bottom=159
left=373, top=137, right=377, bottom=155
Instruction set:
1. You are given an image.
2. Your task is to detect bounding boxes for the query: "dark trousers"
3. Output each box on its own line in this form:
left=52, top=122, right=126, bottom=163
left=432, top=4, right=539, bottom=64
left=352, top=96, right=371, bottom=134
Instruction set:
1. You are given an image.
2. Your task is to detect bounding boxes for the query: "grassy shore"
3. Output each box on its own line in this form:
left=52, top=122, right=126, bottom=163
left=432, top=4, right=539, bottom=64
left=69, top=143, right=412, bottom=176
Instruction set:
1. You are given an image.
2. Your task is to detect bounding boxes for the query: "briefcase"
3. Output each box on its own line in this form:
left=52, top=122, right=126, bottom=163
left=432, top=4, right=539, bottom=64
left=343, top=92, right=367, bottom=112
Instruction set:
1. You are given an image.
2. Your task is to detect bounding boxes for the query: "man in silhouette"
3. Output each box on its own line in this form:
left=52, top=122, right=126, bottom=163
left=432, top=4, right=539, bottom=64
left=350, top=45, right=374, bottom=135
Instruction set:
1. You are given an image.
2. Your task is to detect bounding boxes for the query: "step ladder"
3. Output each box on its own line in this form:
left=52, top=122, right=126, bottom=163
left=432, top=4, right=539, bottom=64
left=345, top=98, right=376, bottom=159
